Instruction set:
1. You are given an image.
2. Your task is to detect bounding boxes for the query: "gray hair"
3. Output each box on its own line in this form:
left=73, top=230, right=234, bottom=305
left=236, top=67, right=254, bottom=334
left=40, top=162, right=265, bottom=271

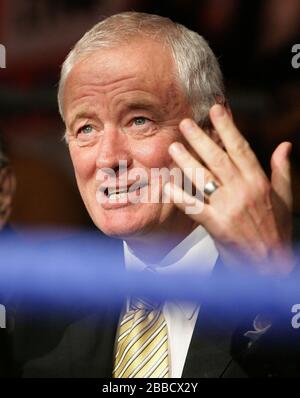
left=58, top=11, right=225, bottom=128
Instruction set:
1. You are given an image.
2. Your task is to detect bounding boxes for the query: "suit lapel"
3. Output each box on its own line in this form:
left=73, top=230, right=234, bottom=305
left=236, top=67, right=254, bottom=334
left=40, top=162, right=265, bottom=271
left=68, top=305, right=121, bottom=377
left=21, top=303, right=122, bottom=378
left=182, top=256, right=253, bottom=378
left=182, top=301, right=238, bottom=378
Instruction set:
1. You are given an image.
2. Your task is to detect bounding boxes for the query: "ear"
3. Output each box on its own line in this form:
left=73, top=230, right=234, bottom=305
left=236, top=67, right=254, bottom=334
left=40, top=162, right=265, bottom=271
left=0, top=166, right=16, bottom=229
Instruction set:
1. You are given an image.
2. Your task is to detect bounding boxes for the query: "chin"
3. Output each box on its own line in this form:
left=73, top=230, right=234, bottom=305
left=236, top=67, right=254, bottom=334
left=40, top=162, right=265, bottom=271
left=92, top=207, right=154, bottom=240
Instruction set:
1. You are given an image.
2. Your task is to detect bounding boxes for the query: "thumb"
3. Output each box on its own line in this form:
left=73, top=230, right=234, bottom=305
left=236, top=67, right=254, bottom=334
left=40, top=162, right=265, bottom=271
left=271, top=141, right=293, bottom=211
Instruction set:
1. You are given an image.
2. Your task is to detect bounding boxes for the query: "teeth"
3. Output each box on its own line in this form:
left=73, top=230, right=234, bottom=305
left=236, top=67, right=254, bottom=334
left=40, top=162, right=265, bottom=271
left=105, top=184, right=147, bottom=200
left=108, top=188, right=128, bottom=196
left=109, top=192, right=128, bottom=200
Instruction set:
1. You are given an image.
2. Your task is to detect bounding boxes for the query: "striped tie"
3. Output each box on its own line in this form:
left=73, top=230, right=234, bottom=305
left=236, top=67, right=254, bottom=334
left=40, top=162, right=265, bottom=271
left=113, top=297, right=169, bottom=378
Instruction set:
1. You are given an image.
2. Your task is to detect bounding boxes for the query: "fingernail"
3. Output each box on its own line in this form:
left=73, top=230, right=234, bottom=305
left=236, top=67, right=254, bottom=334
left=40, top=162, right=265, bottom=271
left=212, top=104, right=225, bottom=118
left=180, top=119, right=195, bottom=132
left=169, top=142, right=184, bottom=155
left=285, top=142, right=292, bottom=157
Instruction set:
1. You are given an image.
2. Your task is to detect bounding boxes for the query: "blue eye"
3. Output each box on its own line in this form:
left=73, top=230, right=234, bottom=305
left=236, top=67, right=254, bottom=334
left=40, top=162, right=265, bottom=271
left=133, top=117, right=147, bottom=126
left=79, top=125, right=93, bottom=135
left=123, top=116, right=155, bottom=136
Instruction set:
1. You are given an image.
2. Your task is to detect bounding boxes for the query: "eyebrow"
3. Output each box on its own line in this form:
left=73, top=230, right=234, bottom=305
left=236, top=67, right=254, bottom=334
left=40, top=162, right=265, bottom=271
left=68, top=99, right=165, bottom=131
left=69, top=111, right=100, bottom=132
left=122, top=99, right=166, bottom=118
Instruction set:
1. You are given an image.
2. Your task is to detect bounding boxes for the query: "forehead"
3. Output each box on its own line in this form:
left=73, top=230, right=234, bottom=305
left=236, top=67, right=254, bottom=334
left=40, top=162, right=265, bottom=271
left=63, top=38, right=182, bottom=112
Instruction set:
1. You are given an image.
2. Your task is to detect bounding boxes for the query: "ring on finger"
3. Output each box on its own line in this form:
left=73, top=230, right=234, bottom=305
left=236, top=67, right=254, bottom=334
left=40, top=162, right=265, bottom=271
left=204, top=180, right=220, bottom=197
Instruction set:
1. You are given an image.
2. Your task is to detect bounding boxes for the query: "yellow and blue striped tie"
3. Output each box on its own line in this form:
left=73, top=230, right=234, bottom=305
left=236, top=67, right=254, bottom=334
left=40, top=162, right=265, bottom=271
left=113, top=297, right=169, bottom=378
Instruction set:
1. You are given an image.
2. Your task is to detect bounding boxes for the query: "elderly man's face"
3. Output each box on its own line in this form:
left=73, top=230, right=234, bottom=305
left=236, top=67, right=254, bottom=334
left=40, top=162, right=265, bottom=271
left=63, top=39, right=193, bottom=238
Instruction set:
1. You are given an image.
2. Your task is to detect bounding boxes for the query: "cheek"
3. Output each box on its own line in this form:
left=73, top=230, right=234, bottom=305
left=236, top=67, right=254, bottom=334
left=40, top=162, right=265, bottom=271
left=69, top=145, right=96, bottom=181
left=132, top=133, right=177, bottom=169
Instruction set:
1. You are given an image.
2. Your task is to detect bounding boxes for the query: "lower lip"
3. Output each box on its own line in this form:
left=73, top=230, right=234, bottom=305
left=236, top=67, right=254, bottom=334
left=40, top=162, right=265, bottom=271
left=96, top=185, right=148, bottom=210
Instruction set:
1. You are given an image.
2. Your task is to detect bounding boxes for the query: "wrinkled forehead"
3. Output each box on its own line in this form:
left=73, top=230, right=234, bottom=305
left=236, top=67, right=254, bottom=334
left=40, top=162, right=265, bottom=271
left=63, top=38, right=180, bottom=104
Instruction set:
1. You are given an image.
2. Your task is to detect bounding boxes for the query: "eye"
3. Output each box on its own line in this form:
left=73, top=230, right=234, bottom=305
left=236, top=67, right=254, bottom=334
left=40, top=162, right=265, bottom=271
left=133, top=117, right=148, bottom=126
left=78, top=124, right=94, bottom=135
left=123, top=116, right=156, bottom=137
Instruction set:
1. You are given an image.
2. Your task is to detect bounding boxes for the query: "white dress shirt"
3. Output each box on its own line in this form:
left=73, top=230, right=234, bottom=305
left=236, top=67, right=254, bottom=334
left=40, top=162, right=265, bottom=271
left=123, top=226, right=219, bottom=378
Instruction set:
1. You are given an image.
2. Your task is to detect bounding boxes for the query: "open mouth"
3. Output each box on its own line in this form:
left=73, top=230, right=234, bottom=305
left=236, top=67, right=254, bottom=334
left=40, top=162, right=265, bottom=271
left=103, top=182, right=148, bottom=200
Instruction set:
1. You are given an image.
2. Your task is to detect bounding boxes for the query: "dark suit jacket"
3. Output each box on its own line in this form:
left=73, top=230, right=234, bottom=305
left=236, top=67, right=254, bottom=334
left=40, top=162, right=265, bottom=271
left=11, top=283, right=300, bottom=378
left=2, top=218, right=300, bottom=378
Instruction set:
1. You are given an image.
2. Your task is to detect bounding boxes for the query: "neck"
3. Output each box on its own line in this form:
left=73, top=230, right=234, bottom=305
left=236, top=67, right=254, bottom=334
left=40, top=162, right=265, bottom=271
left=124, top=214, right=198, bottom=264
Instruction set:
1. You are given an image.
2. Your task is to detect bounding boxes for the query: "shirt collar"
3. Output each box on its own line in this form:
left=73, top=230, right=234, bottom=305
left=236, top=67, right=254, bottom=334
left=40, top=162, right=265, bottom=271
left=123, top=225, right=219, bottom=319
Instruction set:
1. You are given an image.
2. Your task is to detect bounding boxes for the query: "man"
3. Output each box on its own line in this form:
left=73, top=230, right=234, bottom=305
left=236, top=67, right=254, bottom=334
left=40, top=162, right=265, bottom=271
left=13, top=12, right=298, bottom=378
left=59, top=12, right=294, bottom=273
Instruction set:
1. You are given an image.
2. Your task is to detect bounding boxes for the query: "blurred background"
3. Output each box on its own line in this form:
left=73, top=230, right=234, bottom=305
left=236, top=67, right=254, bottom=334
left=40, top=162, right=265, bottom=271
left=0, top=0, right=299, bottom=231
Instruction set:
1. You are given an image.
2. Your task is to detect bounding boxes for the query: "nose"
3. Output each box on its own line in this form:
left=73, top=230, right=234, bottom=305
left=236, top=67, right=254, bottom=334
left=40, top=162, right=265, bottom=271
left=95, top=124, right=133, bottom=175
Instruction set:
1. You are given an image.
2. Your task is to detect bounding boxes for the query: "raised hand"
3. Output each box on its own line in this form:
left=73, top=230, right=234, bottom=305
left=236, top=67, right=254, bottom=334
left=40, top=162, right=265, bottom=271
left=165, top=104, right=295, bottom=275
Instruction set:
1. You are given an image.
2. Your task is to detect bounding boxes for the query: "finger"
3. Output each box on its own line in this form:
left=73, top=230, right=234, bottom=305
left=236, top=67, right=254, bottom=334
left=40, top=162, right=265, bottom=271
left=271, top=141, right=293, bottom=212
left=168, top=141, right=220, bottom=196
left=163, top=182, right=210, bottom=221
left=165, top=181, right=268, bottom=260
left=179, top=118, right=236, bottom=184
left=209, top=105, right=263, bottom=176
